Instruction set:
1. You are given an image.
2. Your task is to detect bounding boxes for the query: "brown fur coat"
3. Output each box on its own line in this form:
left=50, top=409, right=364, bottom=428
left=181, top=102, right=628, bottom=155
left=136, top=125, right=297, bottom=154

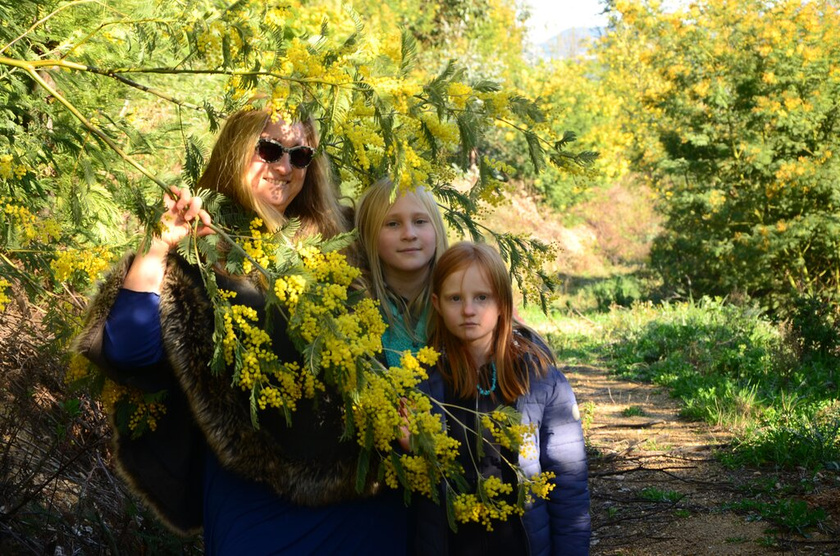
left=74, top=253, right=375, bottom=535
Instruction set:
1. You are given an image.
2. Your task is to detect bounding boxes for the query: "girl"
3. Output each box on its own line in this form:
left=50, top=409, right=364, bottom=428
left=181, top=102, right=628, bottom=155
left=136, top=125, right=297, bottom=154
left=355, top=178, right=448, bottom=367
left=75, top=108, right=407, bottom=554
left=420, top=242, right=591, bottom=556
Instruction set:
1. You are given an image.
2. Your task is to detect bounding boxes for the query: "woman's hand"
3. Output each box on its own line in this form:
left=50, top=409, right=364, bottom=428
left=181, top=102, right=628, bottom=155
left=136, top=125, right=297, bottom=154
left=157, top=186, right=214, bottom=249
left=397, top=397, right=411, bottom=452
left=123, top=186, right=214, bottom=293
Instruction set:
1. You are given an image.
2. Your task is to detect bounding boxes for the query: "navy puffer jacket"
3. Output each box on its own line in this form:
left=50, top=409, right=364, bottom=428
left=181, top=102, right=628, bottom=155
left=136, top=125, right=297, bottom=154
left=414, top=339, right=591, bottom=555
left=518, top=365, right=591, bottom=555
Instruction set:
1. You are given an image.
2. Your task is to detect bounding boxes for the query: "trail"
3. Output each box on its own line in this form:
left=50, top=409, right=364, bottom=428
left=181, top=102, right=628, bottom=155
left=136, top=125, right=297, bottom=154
left=564, top=364, right=840, bottom=556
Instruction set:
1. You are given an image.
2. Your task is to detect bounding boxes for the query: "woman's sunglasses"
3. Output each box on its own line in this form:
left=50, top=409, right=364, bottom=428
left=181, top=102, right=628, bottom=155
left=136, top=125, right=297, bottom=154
left=255, top=138, right=315, bottom=169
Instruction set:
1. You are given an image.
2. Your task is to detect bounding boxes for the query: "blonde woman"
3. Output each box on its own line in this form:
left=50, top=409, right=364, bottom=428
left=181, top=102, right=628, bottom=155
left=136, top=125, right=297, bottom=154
left=75, top=109, right=409, bottom=553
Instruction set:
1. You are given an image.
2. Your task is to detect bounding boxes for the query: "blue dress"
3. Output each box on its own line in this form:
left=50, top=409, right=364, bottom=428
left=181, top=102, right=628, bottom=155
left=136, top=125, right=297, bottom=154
left=103, top=288, right=408, bottom=555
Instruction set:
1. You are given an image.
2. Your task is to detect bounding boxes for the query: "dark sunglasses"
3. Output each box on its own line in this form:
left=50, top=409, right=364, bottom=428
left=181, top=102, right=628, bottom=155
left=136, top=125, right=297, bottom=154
left=255, top=138, right=315, bottom=169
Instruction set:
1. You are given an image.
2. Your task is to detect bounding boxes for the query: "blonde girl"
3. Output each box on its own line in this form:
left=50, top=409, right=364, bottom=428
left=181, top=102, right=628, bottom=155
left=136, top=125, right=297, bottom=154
left=355, top=178, right=448, bottom=367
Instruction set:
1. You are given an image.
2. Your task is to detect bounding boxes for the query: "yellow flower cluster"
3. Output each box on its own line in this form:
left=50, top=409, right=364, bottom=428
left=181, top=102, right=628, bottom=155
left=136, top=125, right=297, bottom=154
left=406, top=390, right=461, bottom=463
left=0, top=278, right=11, bottom=312
left=222, top=302, right=320, bottom=413
left=299, top=246, right=360, bottom=286
left=372, top=77, right=422, bottom=114
left=290, top=249, right=385, bottom=392
left=0, top=154, right=26, bottom=180
left=525, top=471, right=557, bottom=502
left=257, top=361, right=323, bottom=412
left=447, top=82, right=473, bottom=110
left=335, top=117, right=386, bottom=171
left=270, top=91, right=295, bottom=127
left=282, top=38, right=349, bottom=86
left=101, top=379, right=167, bottom=434
left=353, top=349, right=462, bottom=500
left=392, top=141, right=431, bottom=190
left=479, top=410, right=536, bottom=454
left=264, top=6, right=291, bottom=27
left=476, top=90, right=512, bottom=120
left=2, top=197, right=62, bottom=246
left=452, top=470, right=557, bottom=531
left=51, top=246, right=114, bottom=284
left=482, top=156, right=516, bottom=177
left=352, top=351, right=433, bottom=450
left=218, top=289, right=238, bottom=300
left=2, top=200, right=34, bottom=239
left=241, top=218, right=271, bottom=274
left=222, top=305, right=272, bottom=384
left=418, top=112, right=459, bottom=149
left=384, top=454, right=434, bottom=497
left=354, top=372, right=405, bottom=451
left=273, top=274, right=306, bottom=305
left=451, top=492, right=522, bottom=531
left=128, top=396, right=167, bottom=432
left=192, top=20, right=245, bottom=68
left=64, top=353, right=92, bottom=384
left=412, top=346, right=437, bottom=366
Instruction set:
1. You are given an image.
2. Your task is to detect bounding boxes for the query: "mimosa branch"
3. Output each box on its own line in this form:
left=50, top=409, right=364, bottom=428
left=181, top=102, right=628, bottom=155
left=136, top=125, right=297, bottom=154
left=0, top=55, right=270, bottom=278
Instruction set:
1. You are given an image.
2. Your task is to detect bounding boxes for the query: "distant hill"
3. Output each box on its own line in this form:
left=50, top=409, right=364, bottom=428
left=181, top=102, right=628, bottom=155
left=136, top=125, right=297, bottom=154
left=535, top=27, right=603, bottom=60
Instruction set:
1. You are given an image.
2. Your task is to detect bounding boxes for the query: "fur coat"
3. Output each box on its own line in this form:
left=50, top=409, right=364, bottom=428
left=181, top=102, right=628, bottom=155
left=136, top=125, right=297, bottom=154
left=74, top=253, right=376, bottom=535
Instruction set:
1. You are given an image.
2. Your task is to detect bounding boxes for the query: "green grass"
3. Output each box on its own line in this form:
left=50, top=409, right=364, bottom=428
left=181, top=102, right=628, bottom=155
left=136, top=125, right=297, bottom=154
left=542, top=296, right=840, bottom=470
left=724, top=498, right=827, bottom=536
left=639, top=487, right=684, bottom=503
left=621, top=405, right=646, bottom=417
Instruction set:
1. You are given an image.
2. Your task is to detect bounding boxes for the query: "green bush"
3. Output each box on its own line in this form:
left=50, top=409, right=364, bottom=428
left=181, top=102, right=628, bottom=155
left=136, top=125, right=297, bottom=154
left=725, top=400, right=840, bottom=470
left=592, top=275, right=643, bottom=311
left=784, top=290, right=840, bottom=360
left=724, top=498, right=827, bottom=536
left=600, top=0, right=840, bottom=330
left=600, top=297, right=839, bottom=468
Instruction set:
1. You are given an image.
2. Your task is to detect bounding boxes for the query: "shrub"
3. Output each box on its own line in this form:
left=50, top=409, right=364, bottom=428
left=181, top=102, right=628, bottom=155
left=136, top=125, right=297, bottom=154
left=600, top=0, right=840, bottom=319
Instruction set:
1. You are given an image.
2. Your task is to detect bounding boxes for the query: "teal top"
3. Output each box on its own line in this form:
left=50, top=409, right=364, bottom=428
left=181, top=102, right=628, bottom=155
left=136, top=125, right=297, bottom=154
left=381, top=298, right=428, bottom=368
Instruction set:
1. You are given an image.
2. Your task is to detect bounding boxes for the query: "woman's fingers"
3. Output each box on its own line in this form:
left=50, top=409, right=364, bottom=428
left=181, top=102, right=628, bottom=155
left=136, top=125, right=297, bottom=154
left=163, top=187, right=208, bottom=225
left=182, top=194, right=202, bottom=222
left=158, top=187, right=214, bottom=245
left=174, top=186, right=192, bottom=213
left=196, top=209, right=215, bottom=237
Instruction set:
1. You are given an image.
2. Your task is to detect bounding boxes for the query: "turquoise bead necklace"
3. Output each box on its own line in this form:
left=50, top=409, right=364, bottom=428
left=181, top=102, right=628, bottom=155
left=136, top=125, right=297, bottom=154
left=477, top=361, right=497, bottom=396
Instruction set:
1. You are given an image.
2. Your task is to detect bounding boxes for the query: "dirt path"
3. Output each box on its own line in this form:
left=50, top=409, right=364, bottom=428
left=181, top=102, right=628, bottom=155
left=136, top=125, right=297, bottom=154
left=564, top=364, right=840, bottom=556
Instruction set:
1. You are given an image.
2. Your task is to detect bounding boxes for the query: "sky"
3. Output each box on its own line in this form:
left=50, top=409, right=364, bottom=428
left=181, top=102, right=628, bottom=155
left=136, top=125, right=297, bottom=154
left=523, top=0, right=610, bottom=44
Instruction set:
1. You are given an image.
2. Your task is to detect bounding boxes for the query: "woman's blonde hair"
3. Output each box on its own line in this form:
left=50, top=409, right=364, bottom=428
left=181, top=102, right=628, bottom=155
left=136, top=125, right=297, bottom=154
left=355, top=178, right=448, bottom=329
left=430, top=242, right=552, bottom=403
left=197, top=108, right=347, bottom=237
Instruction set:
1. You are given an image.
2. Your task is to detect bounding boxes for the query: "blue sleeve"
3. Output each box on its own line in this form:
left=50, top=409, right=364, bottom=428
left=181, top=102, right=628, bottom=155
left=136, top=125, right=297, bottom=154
left=103, top=289, right=165, bottom=368
left=541, top=369, right=591, bottom=554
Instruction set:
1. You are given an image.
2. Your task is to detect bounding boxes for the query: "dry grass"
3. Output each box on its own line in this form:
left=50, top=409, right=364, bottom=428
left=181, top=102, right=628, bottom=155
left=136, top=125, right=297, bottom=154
left=480, top=179, right=660, bottom=312
left=483, top=179, right=659, bottom=278
left=0, top=295, right=201, bottom=554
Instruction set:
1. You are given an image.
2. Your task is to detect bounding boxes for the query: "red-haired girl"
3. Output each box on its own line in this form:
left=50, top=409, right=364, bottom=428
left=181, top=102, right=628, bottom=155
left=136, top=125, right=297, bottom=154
left=417, top=241, right=591, bottom=555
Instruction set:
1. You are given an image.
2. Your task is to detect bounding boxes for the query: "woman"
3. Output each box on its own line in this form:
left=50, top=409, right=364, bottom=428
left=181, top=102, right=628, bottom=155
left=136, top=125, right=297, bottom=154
left=417, top=242, right=591, bottom=556
left=74, top=108, right=407, bottom=553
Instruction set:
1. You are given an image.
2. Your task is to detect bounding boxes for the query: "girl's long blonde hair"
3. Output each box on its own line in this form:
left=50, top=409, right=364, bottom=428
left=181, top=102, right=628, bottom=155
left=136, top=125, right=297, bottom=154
left=355, top=178, right=448, bottom=330
left=197, top=108, right=347, bottom=237
left=430, top=242, right=552, bottom=403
